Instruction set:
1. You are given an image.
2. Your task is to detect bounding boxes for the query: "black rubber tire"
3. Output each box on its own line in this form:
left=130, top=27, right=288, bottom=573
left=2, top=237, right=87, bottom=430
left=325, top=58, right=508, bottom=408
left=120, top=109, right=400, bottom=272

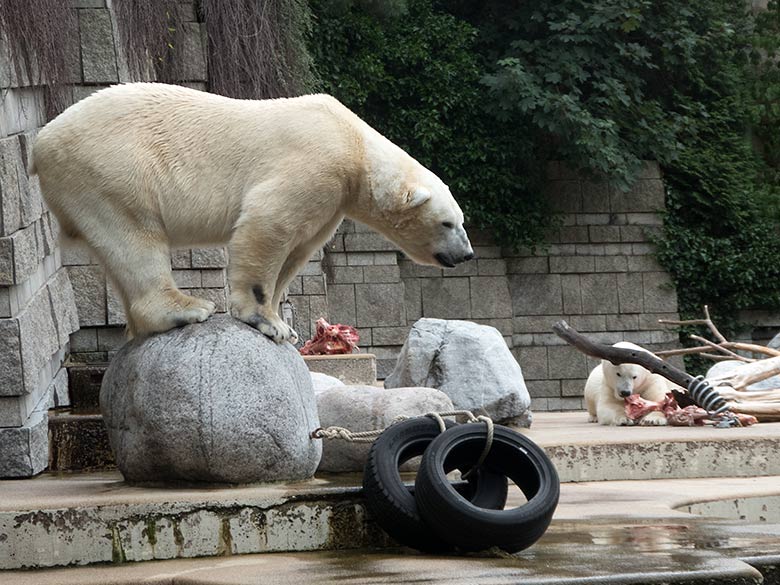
left=363, top=416, right=509, bottom=553
left=414, top=423, right=559, bottom=553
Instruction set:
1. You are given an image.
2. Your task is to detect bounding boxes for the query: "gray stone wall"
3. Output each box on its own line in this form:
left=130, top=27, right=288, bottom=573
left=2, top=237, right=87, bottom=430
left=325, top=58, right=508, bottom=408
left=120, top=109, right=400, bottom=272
left=508, top=162, right=681, bottom=410
left=0, top=90, right=78, bottom=477
left=0, top=1, right=209, bottom=476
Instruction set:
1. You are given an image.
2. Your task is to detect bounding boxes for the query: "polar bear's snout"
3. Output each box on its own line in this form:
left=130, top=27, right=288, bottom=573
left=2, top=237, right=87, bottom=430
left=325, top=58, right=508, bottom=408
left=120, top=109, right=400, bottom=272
left=434, top=224, right=474, bottom=267
left=613, top=367, right=639, bottom=399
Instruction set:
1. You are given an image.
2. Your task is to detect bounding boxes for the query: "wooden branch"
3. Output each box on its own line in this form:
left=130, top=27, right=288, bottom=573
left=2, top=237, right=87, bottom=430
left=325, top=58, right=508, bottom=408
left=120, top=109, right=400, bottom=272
left=717, top=387, right=780, bottom=402
left=552, top=320, right=694, bottom=388
left=657, top=304, right=727, bottom=343
left=729, top=343, right=780, bottom=357
left=656, top=345, right=716, bottom=357
left=701, top=353, right=739, bottom=362
left=727, top=401, right=780, bottom=420
left=656, top=342, right=780, bottom=359
left=689, top=335, right=754, bottom=362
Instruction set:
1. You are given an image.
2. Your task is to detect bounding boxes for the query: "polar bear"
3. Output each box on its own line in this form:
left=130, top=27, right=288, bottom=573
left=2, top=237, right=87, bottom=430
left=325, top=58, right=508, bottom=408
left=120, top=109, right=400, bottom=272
left=584, top=342, right=670, bottom=426
left=31, top=83, right=474, bottom=342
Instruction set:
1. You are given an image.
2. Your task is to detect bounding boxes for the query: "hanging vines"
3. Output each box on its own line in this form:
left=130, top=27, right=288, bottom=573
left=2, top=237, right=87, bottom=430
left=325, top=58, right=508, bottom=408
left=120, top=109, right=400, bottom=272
left=112, top=0, right=186, bottom=83
left=201, top=0, right=315, bottom=99
left=0, top=0, right=76, bottom=118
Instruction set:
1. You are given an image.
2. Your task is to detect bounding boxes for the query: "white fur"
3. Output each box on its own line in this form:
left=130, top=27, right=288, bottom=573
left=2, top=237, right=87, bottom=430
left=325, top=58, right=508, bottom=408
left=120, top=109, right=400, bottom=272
left=584, top=342, right=671, bottom=426
left=31, top=83, right=473, bottom=341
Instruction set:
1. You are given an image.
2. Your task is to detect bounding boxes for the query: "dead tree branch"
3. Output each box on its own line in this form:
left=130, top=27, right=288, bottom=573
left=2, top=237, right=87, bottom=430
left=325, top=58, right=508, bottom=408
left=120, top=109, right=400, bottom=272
left=688, top=335, right=755, bottom=362
left=551, top=321, right=694, bottom=389
left=657, top=304, right=727, bottom=343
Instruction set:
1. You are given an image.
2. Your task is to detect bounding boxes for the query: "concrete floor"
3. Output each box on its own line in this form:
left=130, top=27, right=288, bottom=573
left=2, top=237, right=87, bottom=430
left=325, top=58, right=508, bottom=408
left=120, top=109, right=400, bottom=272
left=4, top=476, right=779, bottom=584
left=2, top=413, right=780, bottom=583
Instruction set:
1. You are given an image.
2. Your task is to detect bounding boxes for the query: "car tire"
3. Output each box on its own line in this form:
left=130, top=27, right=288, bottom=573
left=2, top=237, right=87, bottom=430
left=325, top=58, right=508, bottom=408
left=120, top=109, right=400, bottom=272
left=414, top=423, right=559, bottom=553
left=363, top=416, right=509, bottom=553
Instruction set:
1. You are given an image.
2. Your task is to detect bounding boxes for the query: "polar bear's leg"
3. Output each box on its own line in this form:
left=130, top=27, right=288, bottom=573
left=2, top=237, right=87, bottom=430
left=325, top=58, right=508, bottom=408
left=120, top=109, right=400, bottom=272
left=228, top=218, right=298, bottom=344
left=94, top=231, right=216, bottom=336
left=596, top=400, right=634, bottom=426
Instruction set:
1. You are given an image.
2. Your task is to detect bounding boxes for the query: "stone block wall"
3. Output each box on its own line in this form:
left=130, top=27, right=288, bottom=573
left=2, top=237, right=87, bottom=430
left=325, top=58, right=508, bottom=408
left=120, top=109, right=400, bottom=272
left=507, top=162, right=681, bottom=410
left=0, top=100, right=78, bottom=476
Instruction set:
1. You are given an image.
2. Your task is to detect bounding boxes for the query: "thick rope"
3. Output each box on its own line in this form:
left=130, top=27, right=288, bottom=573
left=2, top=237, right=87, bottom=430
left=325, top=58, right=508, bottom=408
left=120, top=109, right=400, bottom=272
left=311, top=410, right=496, bottom=477
left=461, top=415, right=494, bottom=480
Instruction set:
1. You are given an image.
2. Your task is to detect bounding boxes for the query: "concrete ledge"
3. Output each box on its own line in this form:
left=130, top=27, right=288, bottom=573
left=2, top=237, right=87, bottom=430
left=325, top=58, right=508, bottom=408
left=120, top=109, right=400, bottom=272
left=304, top=353, right=377, bottom=385
left=519, top=412, right=780, bottom=482
left=0, top=473, right=387, bottom=570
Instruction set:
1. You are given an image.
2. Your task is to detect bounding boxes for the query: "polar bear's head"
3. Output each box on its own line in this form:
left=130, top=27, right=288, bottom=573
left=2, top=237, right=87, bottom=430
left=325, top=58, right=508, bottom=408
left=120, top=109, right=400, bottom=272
left=370, top=167, right=474, bottom=268
left=601, top=342, right=654, bottom=400
left=602, top=361, right=651, bottom=400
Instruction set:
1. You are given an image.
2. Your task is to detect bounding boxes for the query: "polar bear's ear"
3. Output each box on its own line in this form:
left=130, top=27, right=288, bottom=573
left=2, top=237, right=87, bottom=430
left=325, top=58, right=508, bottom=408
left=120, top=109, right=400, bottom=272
left=403, top=186, right=431, bottom=209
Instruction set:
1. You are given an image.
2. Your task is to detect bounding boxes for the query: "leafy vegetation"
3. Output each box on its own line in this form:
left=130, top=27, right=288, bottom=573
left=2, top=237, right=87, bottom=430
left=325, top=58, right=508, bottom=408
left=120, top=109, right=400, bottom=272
left=310, top=0, right=780, bottom=339
left=309, top=0, right=553, bottom=248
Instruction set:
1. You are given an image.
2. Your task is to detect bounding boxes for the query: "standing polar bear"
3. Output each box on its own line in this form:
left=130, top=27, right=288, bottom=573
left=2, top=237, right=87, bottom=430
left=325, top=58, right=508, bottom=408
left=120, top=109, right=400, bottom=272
left=584, top=342, right=671, bottom=426
left=31, top=83, right=474, bottom=342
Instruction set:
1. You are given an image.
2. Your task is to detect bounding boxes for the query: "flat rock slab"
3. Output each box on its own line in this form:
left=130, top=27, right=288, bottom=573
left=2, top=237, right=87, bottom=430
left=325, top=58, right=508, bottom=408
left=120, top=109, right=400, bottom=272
left=304, top=354, right=377, bottom=385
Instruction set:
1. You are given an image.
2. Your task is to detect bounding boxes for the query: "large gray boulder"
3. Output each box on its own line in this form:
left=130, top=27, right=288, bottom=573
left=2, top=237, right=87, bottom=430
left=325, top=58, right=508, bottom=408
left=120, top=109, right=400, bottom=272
left=385, top=319, right=531, bottom=425
left=101, top=315, right=322, bottom=483
left=706, top=359, right=780, bottom=392
left=316, top=385, right=453, bottom=473
left=769, top=332, right=780, bottom=352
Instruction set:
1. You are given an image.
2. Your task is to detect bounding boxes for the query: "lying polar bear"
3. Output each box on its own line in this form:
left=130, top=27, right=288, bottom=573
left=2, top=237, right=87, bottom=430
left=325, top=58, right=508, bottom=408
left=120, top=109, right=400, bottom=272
left=31, top=83, right=473, bottom=342
left=584, top=342, right=671, bottom=426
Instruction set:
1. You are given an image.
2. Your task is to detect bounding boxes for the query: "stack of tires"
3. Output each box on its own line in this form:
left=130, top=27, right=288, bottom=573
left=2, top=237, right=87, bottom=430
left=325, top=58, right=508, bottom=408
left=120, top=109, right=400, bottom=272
left=363, top=417, right=560, bottom=554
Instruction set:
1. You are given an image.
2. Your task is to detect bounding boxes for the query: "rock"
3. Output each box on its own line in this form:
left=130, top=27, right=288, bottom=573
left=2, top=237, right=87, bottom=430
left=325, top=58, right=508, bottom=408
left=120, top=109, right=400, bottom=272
left=385, top=318, right=531, bottom=424
left=769, top=332, right=780, bottom=352
left=316, top=385, right=453, bottom=473
left=311, top=372, right=343, bottom=395
left=706, top=360, right=780, bottom=392
left=101, top=315, right=322, bottom=483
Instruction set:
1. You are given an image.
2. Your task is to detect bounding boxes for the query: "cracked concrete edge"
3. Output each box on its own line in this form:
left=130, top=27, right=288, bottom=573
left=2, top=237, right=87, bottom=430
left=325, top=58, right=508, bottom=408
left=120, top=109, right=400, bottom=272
left=0, top=493, right=388, bottom=570
left=545, top=438, right=780, bottom=482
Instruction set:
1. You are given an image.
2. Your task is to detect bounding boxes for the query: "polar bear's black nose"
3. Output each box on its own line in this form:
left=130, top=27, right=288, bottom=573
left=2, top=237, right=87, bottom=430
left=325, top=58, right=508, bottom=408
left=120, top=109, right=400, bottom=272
left=619, top=390, right=632, bottom=397
left=464, top=252, right=475, bottom=261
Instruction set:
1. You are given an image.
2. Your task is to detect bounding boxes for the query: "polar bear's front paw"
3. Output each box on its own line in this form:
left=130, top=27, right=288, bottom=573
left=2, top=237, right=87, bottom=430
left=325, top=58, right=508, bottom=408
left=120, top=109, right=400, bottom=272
left=640, top=411, right=668, bottom=426
left=601, top=415, right=634, bottom=426
left=246, top=314, right=298, bottom=344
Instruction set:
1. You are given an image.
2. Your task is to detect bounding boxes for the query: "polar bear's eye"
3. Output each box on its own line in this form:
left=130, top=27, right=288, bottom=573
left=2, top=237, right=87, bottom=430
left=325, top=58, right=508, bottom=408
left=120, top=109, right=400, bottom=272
left=442, top=222, right=454, bottom=229
left=632, top=375, right=637, bottom=379
left=616, top=372, right=621, bottom=377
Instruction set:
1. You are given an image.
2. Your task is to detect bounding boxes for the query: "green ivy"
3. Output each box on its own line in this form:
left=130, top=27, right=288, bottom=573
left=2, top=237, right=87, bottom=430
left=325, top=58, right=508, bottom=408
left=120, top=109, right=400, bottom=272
left=308, top=0, right=780, bottom=344
left=308, top=0, right=554, bottom=249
